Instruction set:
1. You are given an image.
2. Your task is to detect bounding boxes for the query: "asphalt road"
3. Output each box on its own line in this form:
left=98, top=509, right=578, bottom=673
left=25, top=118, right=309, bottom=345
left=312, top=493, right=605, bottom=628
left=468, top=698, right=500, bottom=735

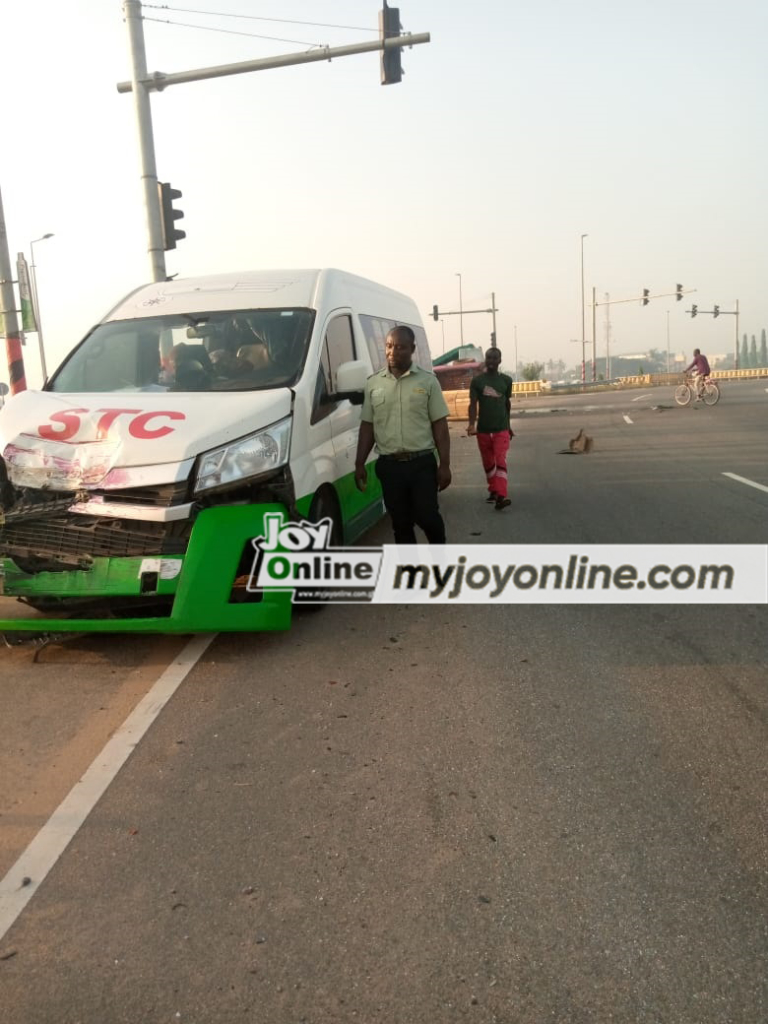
left=0, top=380, right=766, bottom=1023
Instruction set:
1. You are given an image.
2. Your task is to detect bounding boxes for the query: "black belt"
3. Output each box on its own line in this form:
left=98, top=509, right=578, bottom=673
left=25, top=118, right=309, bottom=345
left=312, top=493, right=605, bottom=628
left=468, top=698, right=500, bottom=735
left=378, top=449, right=434, bottom=462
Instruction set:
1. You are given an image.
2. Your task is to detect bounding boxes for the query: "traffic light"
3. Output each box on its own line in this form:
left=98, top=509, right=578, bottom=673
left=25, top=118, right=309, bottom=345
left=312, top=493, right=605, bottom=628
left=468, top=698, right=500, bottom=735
left=490, top=331, right=497, bottom=346
left=379, top=2, right=402, bottom=85
left=642, top=289, right=650, bottom=306
left=432, top=305, right=439, bottom=321
left=713, top=305, right=720, bottom=318
left=676, top=283, right=683, bottom=301
left=158, top=182, right=186, bottom=250
left=691, top=305, right=697, bottom=318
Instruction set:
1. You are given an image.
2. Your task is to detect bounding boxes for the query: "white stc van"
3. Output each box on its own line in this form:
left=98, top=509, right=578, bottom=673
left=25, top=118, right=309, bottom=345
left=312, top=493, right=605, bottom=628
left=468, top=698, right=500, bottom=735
left=0, top=269, right=432, bottom=634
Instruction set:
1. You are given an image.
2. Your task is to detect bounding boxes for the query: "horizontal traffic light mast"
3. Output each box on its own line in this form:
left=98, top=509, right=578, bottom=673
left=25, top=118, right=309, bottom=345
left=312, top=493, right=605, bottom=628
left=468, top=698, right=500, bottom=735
left=593, top=285, right=696, bottom=309
left=117, top=18, right=428, bottom=95
left=431, top=305, right=496, bottom=319
left=688, top=305, right=732, bottom=318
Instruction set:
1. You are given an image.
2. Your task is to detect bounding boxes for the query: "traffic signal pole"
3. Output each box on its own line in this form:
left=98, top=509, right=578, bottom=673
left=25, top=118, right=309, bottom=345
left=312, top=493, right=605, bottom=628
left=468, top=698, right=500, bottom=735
left=431, top=297, right=499, bottom=348
left=588, top=286, right=696, bottom=379
left=688, top=301, right=740, bottom=369
left=124, top=0, right=167, bottom=283
left=119, top=3, right=429, bottom=284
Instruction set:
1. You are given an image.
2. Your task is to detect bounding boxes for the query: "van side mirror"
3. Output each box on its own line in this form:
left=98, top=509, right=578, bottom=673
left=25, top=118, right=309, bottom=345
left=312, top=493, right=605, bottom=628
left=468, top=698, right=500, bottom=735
left=330, top=359, right=368, bottom=404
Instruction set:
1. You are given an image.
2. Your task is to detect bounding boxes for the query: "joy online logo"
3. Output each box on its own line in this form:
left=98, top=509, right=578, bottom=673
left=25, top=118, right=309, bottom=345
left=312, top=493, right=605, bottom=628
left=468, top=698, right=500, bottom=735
left=247, top=513, right=383, bottom=603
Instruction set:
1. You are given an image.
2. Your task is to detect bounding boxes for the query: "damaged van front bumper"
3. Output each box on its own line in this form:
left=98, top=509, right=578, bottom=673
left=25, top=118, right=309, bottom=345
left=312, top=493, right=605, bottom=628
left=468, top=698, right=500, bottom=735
left=0, top=504, right=293, bottom=634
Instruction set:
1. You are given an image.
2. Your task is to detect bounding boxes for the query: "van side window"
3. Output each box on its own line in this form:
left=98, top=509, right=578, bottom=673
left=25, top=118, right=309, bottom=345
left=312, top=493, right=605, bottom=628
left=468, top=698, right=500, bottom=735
left=310, top=315, right=356, bottom=424
left=324, top=315, right=356, bottom=392
left=411, top=325, right=432, bottom=371
left=358, top=314, right=389, bottom=370
left=358, top=315, right=433, bottom=372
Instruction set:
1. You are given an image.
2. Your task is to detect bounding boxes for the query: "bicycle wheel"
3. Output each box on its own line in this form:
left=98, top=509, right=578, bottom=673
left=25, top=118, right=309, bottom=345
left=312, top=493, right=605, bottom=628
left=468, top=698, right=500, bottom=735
left=674, top=383, right=692, bottom=407
left=702, top=381, right=720, bottom=406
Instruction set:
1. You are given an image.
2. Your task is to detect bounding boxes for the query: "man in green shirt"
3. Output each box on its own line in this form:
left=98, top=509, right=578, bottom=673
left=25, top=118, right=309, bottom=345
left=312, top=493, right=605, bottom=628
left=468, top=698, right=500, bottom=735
left=467, top=347, right=514, bottom=510
left=355, top=325, right=451, bottom=543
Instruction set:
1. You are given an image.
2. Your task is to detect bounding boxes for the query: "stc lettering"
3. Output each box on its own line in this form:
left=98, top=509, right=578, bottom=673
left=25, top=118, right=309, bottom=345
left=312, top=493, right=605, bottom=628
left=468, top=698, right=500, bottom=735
left=37, top=408, right=186, bottom=442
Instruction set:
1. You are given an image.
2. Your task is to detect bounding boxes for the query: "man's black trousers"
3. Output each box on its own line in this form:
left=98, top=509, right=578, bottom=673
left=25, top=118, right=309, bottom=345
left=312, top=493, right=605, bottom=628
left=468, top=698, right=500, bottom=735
left=375, top=453, right=446, bottom=544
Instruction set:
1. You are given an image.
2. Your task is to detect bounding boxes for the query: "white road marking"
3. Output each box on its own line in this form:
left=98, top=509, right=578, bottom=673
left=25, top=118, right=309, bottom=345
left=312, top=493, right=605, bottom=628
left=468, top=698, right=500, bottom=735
left=722, top=472, right=768, bottom=494
left=0, top=632, right=216, bottom=942
left=623, top=414, right=633, bottom=424
left=631, top=393, right=653, bottom=402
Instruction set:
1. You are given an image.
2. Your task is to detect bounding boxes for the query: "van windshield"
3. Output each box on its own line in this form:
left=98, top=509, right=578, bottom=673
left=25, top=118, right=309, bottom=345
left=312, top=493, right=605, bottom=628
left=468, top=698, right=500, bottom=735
left=48, top=309, right=315, bottom=393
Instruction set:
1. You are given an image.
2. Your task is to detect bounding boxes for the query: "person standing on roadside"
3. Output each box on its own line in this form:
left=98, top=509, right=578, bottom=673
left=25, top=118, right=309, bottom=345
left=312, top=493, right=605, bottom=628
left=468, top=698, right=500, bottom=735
left=467, top=347, right=514, bottom=510
left=354, top=325, right=451, bottom=543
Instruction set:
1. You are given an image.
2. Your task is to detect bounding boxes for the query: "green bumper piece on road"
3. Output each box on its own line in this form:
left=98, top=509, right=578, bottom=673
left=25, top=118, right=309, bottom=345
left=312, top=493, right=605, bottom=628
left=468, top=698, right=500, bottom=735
left=0, top=504, right=293, bottom=634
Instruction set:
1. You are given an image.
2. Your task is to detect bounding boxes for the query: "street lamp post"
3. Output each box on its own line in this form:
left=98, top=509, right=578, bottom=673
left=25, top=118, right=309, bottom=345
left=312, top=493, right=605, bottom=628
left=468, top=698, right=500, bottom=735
left=666, top=310, right=670, bottom=374
left=30, top=232, right=54, bottom=381
left=455, top=272, right=464, bottom=345
left=580, top=233, right=588, bottom=382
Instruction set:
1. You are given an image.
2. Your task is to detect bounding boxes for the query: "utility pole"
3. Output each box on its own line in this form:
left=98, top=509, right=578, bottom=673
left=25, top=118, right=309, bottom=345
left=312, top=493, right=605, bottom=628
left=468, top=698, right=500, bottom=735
left=491, top=291, right=497, bottom=348
left=455, top=273, right=464, bottom=344
left=592, top=286, right=597, bottom=381
left=0, top=186, right=26, bottom=394
left=580, top=233, right=588, bottom=382
left=604, top=292, right=611, bottom=380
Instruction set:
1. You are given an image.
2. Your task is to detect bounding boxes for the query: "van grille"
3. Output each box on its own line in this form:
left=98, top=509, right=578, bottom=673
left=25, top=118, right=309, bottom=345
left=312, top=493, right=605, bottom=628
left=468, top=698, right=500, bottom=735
left=0, top=515, right=191, bottom=568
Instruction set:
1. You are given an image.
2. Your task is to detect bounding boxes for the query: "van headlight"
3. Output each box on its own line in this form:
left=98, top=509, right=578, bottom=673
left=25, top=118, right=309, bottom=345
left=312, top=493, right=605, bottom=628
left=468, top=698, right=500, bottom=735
left=194, top=417, right=292, bottom=494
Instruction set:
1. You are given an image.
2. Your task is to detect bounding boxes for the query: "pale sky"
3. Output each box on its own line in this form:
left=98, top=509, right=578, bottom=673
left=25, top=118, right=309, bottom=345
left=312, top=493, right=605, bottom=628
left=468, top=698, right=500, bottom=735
left=3, top=0, right=766, bottom=387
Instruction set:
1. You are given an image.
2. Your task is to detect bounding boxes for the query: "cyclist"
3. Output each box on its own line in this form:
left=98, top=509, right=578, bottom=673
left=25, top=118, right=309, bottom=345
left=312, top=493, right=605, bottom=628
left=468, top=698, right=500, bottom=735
left=684, top=348, right=711, bottom=400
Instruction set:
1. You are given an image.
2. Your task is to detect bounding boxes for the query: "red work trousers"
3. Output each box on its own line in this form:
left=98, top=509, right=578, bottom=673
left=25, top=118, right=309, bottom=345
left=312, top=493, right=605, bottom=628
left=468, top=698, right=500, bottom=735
left=477, top=431, right=510, bottom=499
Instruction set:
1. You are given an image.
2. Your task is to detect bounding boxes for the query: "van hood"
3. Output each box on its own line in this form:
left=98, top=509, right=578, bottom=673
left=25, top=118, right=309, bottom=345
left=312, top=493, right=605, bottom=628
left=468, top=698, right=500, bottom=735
left=0, top=389, right=293, bottom=491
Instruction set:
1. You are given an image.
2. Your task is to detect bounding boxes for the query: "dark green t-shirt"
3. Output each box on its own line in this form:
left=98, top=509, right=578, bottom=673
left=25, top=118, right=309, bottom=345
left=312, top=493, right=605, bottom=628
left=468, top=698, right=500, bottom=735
left=470, top=372, right=513, bottom=432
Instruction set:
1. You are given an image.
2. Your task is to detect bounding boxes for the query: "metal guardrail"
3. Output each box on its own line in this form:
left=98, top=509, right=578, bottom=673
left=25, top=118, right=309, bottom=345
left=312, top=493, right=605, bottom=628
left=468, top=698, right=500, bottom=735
left=440, top=367, right=768, bottom=420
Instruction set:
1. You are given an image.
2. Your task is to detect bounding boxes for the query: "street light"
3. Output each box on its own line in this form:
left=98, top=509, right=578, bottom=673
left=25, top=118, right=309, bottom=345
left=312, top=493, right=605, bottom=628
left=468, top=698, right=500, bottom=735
left=455, top=272, right=464, bottom=345
left=30, top=232, right=54, bottom=381
left=580, top=233, right=588, bottom=383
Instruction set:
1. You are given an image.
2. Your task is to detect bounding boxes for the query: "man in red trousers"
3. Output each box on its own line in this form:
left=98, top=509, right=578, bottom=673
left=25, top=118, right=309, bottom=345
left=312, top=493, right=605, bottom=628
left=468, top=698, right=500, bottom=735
left=467, top=347, right=514, bottom=510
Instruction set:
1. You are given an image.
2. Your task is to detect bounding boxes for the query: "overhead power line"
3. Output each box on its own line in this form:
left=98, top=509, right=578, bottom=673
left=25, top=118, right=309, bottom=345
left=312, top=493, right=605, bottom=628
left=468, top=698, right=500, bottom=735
left=142, top=15, right=322, bottom=47
left=142, top=4, right=376, bottom=33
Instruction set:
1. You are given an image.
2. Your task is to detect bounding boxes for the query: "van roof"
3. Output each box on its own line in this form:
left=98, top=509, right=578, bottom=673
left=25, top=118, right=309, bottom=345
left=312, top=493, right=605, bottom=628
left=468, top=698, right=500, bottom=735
left=104, top=268, right=421, bottom=323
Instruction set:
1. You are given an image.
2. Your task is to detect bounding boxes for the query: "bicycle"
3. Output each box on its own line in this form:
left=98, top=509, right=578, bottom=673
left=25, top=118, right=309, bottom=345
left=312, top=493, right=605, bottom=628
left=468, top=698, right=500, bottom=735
left=674, top=374, right=720, bottom=407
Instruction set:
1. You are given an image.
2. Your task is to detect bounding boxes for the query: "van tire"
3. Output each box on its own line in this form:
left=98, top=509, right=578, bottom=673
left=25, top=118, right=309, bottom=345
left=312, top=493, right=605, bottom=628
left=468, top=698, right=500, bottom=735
left=297, top=487, right=342, bottom=616
left=308, top=486, right=343, bottom=547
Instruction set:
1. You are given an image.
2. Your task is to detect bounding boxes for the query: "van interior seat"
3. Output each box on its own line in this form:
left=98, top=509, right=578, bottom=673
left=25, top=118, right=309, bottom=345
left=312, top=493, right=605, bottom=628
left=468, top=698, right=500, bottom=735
left=237, top=343, right=271, bottom=370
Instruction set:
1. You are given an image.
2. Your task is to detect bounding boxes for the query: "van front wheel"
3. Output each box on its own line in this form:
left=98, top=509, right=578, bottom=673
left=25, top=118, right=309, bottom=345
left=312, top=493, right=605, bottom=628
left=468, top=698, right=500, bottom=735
left=308, top=487, right=343, bottom=547
left=296, top=488, right=342, bottom=616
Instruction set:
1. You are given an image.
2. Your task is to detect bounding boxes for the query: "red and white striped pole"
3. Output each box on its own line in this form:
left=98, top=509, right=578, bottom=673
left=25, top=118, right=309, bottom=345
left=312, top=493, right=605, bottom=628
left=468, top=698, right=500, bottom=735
left=0, top=186, right=27, bottom=394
